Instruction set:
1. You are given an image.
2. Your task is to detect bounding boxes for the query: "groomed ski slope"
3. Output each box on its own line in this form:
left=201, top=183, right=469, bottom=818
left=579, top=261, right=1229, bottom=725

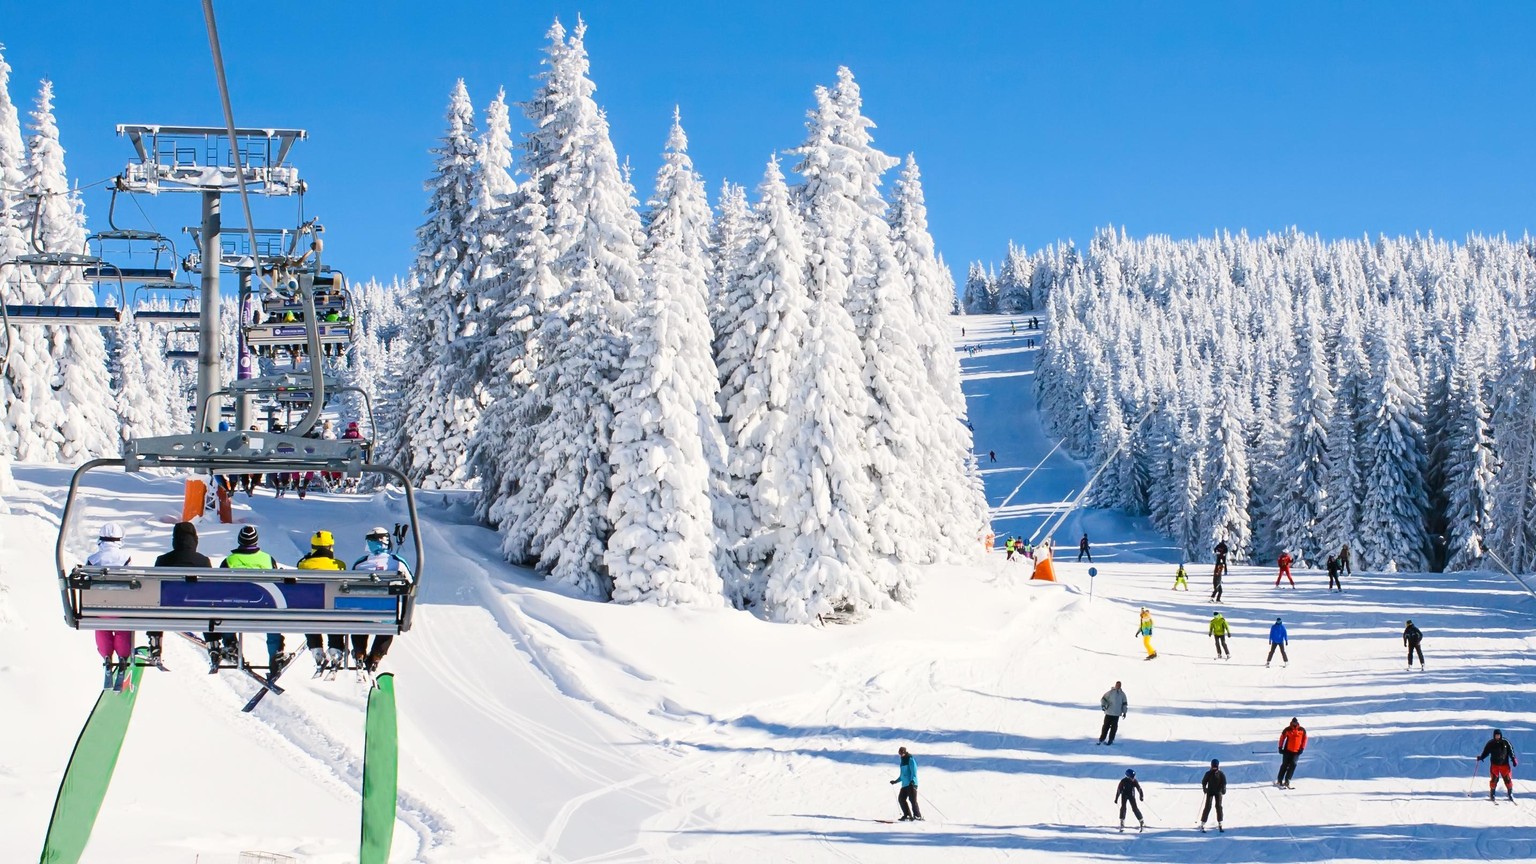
left=2, top=313, right=1534, bottom=863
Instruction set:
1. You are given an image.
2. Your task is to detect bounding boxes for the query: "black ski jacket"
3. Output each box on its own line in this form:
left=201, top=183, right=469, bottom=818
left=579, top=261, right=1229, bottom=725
left=1201, top=768, right=1227, bottom=796
left=1403, top=624, right=1422, bottom=646
left=1480, top=738, right=1516, bottom=767
left=1115, top=776, right=1143, bottom=803
left=154, top=521, right=212, bottom=568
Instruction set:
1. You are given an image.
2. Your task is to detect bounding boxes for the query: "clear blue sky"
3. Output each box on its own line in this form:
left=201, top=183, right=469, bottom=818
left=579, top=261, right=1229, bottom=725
left=5, top=1, right=1535, bottom=288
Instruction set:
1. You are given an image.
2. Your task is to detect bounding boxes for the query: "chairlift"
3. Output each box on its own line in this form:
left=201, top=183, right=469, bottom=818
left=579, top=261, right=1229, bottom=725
left=56, top=429, right=424, bottom=637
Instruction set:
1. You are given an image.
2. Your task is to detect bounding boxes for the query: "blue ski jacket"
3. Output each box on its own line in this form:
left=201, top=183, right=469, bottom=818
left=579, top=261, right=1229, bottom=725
left=1269, top=622, right=1288, bottom=644
left=897, top=755, right=918, bottom=787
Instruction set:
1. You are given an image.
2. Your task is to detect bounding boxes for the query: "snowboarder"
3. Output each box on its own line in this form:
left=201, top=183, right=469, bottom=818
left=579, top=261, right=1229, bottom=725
left=298, top=530, right=349, bottom=672
left=1098, top=681, right=1129, bottom=745
left=1199, top=759, right=1226, bottom=832
left=1135, top=608, right=1157, bottom=659
left=85, top=522, right=134, bottom=687
left=890, top=746, right=922, bottom=820
left=1079, top=533, right=1092, bottom=563
left=1266, top=617, right=1289, bottom=667
left=1338, top=543, right=1352, bottom=575
left=1276, top=717, right=1307, bottom=788
left=1209, top=612, right=1231, bottom=659
left=155, top=521, right=215, bottom=663
left=221, top=525, right=287, bottom=669
left=349, top=526, right=413, bottom=672
left=1209, top=566, right=1224, bottom=603
left=1403, top=620, right=1424, bottom=669
left=1115, top=769, right=1145, bottom=831
left=1213, top=540, right=1229, bottom=577
left=1478, top=729, right=1518, bottom=801
left=1275, top=551, right=1294, bottom=588
left=1326, top=555, right=1342, bottom=591
left=1174, top=563, right=1189, bottom=591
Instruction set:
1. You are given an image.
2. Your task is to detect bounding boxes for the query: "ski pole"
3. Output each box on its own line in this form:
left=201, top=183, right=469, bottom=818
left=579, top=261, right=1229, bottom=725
left=919, top=791, right=949, bottom=822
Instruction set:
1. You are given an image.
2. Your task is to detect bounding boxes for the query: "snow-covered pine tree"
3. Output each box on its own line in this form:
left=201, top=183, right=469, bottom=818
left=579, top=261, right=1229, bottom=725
left=24, top=80, right=117, bottom=460
left=1489, top=348, right=1536, bottom=572
left=1200, top=363, right=1252, bottom=561
left=1442, top=351, right=1496, bottom=570
left=605, top=112, right=725, bottom=607
left=393, top=79, right=478, bottom=488
left=708, top=181, right=751, bottom=348
left=962, top=261, right=997, bottom=314
left=1271, top=289, right=1333, bottom=566
left=1355, top=324, right=1428, bottom=572
left=996, top=242, right=1033, bottom=312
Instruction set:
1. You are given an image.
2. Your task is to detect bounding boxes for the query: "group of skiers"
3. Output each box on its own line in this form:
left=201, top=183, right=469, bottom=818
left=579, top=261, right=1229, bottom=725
left=1003, top=536, right=1037, bottom=561
left=215, top=418, right=369, bottom=499
left=83, top=520, right=411, bottom=689
left=1196, top=541, right=1354, bottom=602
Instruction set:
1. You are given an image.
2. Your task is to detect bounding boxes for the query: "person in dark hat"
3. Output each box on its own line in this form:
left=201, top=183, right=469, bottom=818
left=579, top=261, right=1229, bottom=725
left=221, top=525, right=287, bottom=670
left=1200, top=758, right=1226, bottom=832
left=1114, top=768, right=1144, bottom=831
left=1478, top=729, right=1518, bottom=801
left=154, top=521, right=215, bottom=664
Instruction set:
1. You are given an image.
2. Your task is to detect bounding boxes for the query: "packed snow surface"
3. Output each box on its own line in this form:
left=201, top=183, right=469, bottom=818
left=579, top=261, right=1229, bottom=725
left=2, top=315, right=1533, bottom=862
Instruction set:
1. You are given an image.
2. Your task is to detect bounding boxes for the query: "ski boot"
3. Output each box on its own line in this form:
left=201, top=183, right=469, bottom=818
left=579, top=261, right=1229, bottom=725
left=311, top=647, right=328, bottom=676
left=1138, top=820, right=1145, bottom=831
left=1491, top=788, right=1497, bottom=801
left=1508, top=789, right=1515, bottom=802
left=1118, top=820, right=1125, bottom=832
left=1217, top=823, right=1224, bottom=832
left=1198, top=823, right=1206, bottom=833
left=102, top=660, right=117, bottom=689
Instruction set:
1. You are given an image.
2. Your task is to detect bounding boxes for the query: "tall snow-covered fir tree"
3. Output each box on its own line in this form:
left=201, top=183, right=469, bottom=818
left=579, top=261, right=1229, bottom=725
left=1355, top=324, right=1428, bottom=572
left=1489, top=348, right=1536, bottom=572
left=24, top=79, right=117, bottom=460
left=708, top=181, right=751, bottom=346
left=1442, top=351, right=1496, bottom=571
left=113, top=309, right=176, bottom=441
left=1271, top=289, right=1333, bottom=566
left=605, top=112, right=725, bottom=607
left=393, top=79, right=479, bottom=489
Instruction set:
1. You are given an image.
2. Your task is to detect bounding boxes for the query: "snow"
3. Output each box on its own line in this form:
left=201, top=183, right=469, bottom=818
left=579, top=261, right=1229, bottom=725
left=3, top=315, right=1535, bottom=862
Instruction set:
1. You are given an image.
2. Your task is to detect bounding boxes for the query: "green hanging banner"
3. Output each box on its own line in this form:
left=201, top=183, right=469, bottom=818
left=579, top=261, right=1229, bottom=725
left=359, top=672, right=399, bottom=864
left=40, top=652, right=149, bottom=864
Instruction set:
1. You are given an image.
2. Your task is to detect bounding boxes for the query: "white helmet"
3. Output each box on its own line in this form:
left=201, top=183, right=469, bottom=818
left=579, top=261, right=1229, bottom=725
left=99, top=522, right=124, bottom=541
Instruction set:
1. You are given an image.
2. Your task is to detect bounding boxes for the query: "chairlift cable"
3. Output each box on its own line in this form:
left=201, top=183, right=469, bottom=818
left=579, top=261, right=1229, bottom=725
left=199, top=0, right=266, bottom=289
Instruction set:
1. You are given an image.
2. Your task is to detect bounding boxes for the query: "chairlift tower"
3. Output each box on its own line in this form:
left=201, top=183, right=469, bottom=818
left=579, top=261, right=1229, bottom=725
left=114, top=124, right=306, bottom=432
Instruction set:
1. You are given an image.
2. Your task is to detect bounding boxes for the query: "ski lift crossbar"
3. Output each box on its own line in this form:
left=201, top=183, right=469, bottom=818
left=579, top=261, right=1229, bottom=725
left=2, top=304, right=122, bottom=326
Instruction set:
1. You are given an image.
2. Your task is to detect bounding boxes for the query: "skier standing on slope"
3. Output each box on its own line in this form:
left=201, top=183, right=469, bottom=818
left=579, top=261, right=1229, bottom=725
left=1209, top=564, right=1224, bottom=603
left=1174, top=563, right=1189, bottom=591
left=1135, top=608, right=1157, bottom=659
left=1338, top=543, right=1353, bottom=575
left=1209, top=612, right=1231, bottom=659
left=1098, top=681, right=1129, bottom=745
left=1403, top=620, right=1424, bottom=670
left=1200, top=759, right=1226, bottom=832
left=1276, top=717, right=1307, bottom=788
left=1213, top=540, right=1230, bottom=577
left=1115, top=769, right=1145, bottom=831
left=1326, top=555, right=1343, bottom=591
left=1478, top=730, right=1518, bottom=801
left=85, top=522, right=134, bottom=687
left=155, top=521, right=215, bottom=663
left=1079, top=533, right=1092, bottom=563
left=1266, top=617, right=1289, bottom=667
left=1275, top=551, right=1294, bottom=588
left=890, top=746, right=923, bottom=820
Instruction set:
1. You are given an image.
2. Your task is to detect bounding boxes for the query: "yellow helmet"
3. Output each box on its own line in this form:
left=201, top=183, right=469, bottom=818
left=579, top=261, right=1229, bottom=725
left=311, top=529, right=334, bottom=548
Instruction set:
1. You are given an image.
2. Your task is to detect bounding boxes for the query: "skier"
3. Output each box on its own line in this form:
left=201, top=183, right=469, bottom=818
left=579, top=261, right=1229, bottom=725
left=1098, top=681, right=1129, bottom=745
left=1079, top=533, right=1092, bottom=563
left=1403, top=619, right=1424, bottom=669
left=1276, top=717, right=1307, bottom=788
left=298, top=530, right=349, bottom=673
left=1338, top=543, right=1352, bottom=575
left=1213, top=540, right=1229, bottom=577
left=1266, top=617, right=1289, bottom=667
left=1326, top=555, right=1342, bottom=591
left=1174, top=563, right=1189, bottom=591
left=1275, top=551, right=1294, bottom=588
left=85, top=522, right=134, bottom=687
left=1135, top=608, right=1157, bottom=659
left=155, top=521, right=218, bottom=665
left=890, top=746, right=923, bottom=821
left=221, top=525, right=287, bottom=670
left=1478, top=729, right=1518, bottom=801
left=1208, top=565, right=1224, bottom=603
left=1005, top=537, right=1017, bottom=561
left=1199, top=758, right=1226, bottom=832
left=1209, top=611, right=1231, bottom=659
left=349, top=526, right=413, bottom=672
left=989, top=450, right=997, bottom=462
left=1115, top=768, right=1145, bottom=831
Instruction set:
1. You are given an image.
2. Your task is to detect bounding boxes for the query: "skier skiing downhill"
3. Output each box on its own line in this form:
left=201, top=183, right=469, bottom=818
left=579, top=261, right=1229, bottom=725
left=1403, top=620, right=1424, bottom=670
left=1275, top=551, right=1294, bottom=588
left=1266, top=618, right=1289, bottom=667
left=85, top=523, right=133, bottom=688
left=1200, top=759, right=1226, bottom=832
left=1276, top=717, right=1307, bottom=788
left=1213, top=540, right=1230, bottom=577
left=890, top=747, right=922, bottom=820
left=1478, top=730, right=1518, bottom=801
left=1209, top=564, right=1224, bottom=603
left=1135, top=608, right=1157, bottom=659
left=1099, top=681, right=1130, bottom=745
left=1338, top=543, right=1353, bottom=575
left=1209, top=612, right=1231, bottom=659
left=1326, top=555, right=1343, bottom=591
left=1173, top=563, right=1189, bottom=591
left=1115, top=769, right=1145, bottom=831
left=1079, top=533, right=1092, bottom=563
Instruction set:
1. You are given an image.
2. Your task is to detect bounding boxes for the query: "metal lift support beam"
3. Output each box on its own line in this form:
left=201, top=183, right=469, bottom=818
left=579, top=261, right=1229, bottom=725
left=2, top=305, right=122, bottom=326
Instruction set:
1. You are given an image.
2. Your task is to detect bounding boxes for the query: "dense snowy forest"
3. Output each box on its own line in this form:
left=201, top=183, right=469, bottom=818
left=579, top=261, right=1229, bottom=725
left=971, top=228, right=1536, bottom=574
left=388, top=20, right=987, bottom=620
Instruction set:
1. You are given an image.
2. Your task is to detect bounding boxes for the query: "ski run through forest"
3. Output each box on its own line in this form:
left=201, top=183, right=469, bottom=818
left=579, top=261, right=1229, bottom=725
left=1, top=12, right=1534, bottom=864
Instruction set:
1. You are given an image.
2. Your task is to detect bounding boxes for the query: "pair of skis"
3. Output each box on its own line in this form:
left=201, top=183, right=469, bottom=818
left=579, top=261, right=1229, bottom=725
left=174, top=633, right=288, bottom=712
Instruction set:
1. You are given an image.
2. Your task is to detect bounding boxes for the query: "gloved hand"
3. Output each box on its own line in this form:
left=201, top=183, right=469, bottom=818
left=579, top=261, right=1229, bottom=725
left=1121, top=710, right=1128, bottom=718
left=1298, top=750, right=1304, bottom=757
left=890, top=780, right=898, bottom=785
left=1278, top=747, right=1285, bottom=754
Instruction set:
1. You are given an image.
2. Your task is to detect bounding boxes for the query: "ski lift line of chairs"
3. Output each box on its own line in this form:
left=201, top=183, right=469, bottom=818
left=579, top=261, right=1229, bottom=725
left=197, top=377, right=378, bottom=448
left=56, top=429, right=424, bottom=636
